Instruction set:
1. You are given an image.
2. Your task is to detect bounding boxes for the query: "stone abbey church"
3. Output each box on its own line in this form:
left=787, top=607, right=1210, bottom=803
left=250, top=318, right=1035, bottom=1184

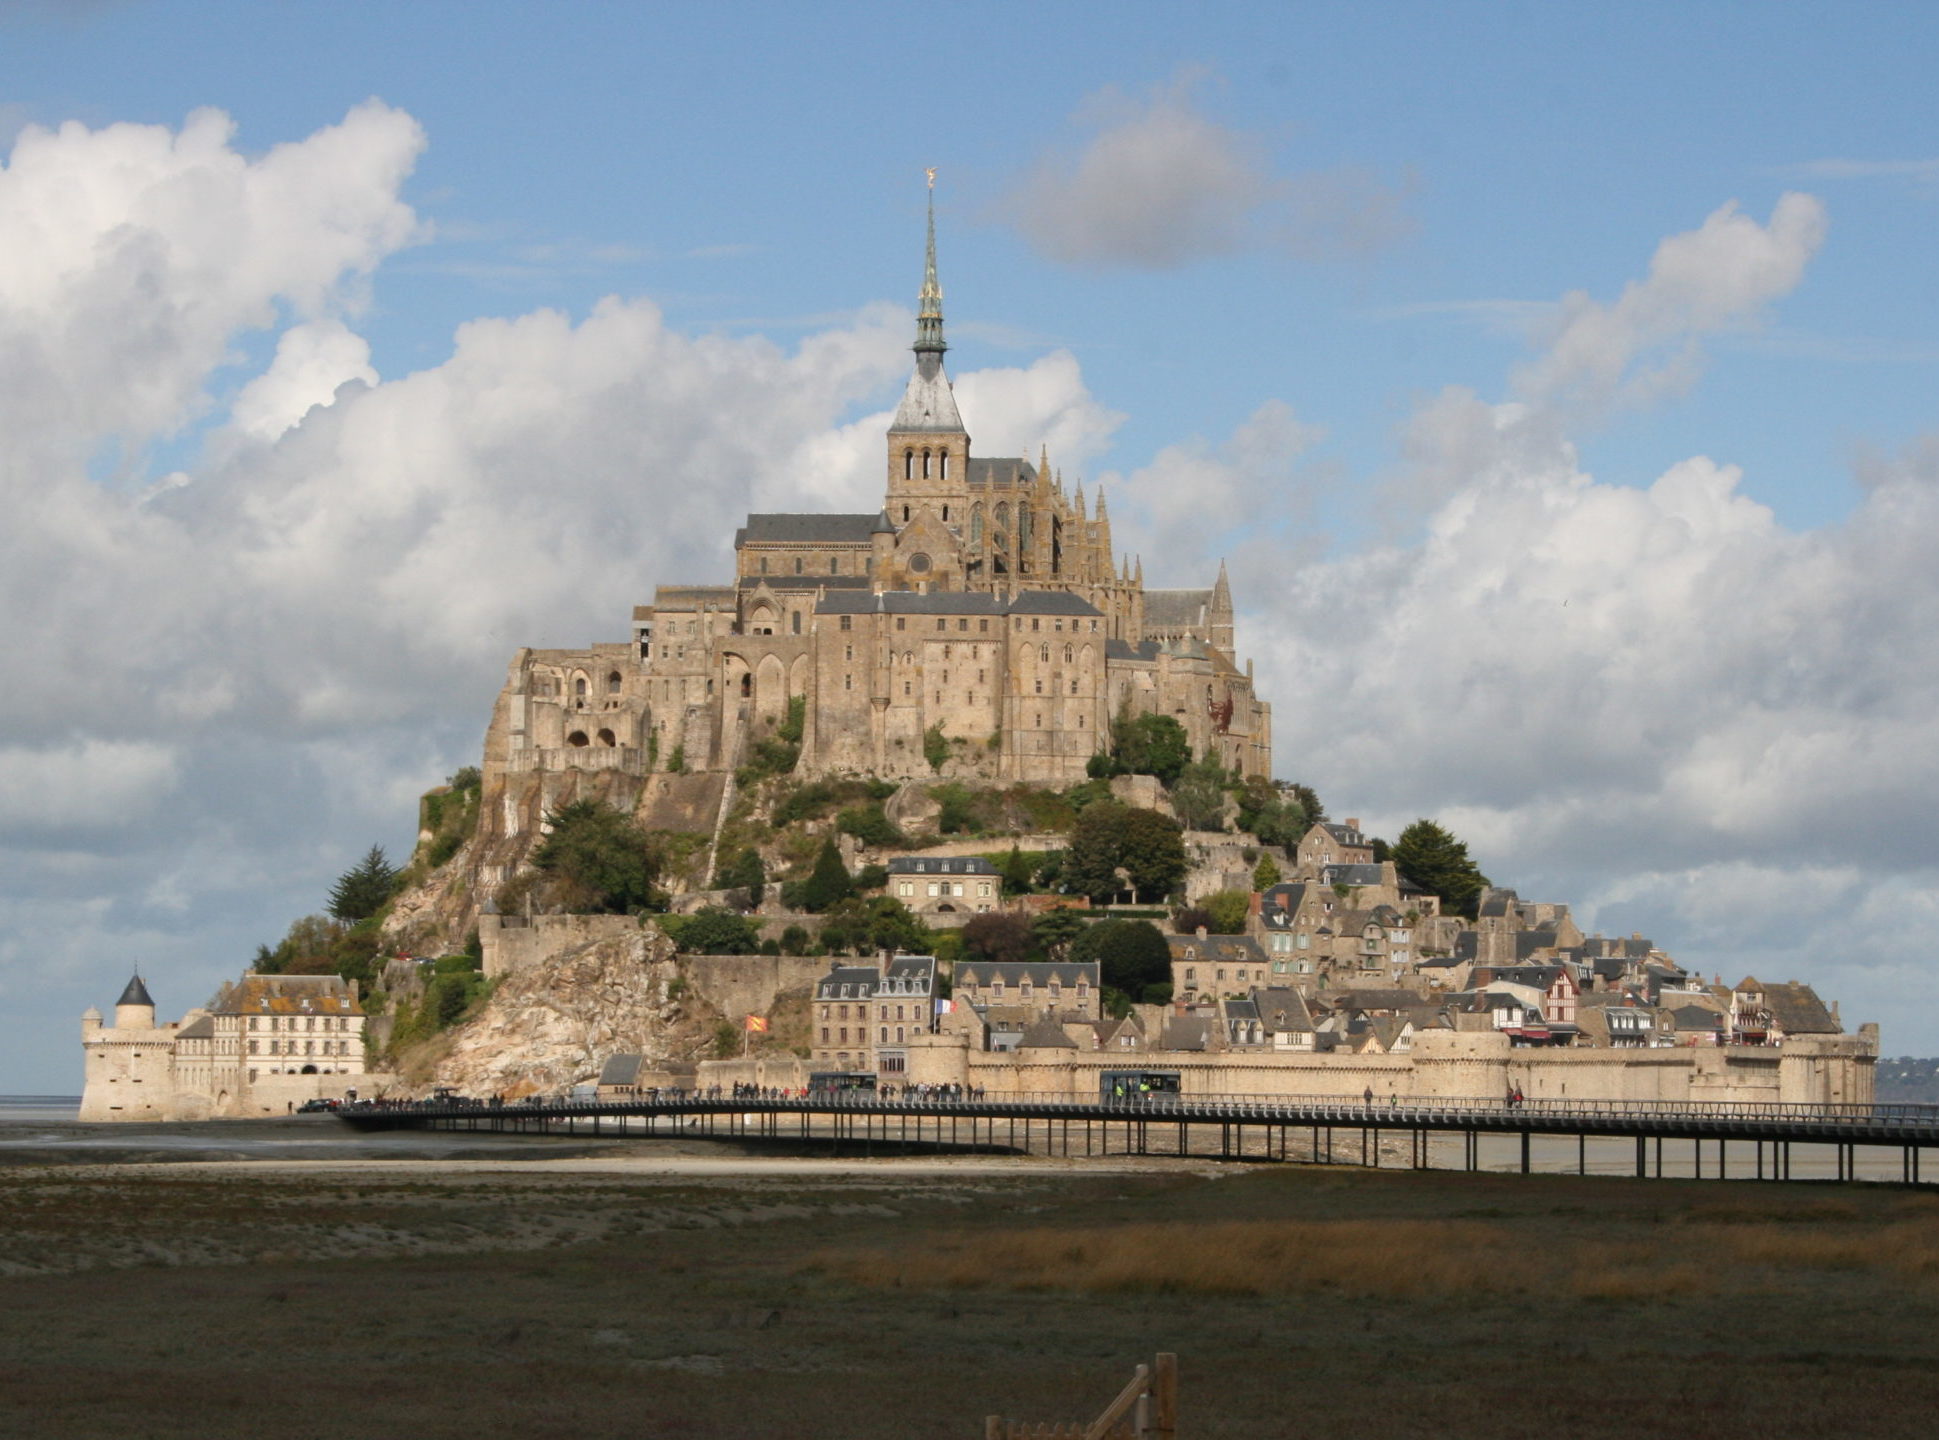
left=492, top=196, right=1272, bottom=794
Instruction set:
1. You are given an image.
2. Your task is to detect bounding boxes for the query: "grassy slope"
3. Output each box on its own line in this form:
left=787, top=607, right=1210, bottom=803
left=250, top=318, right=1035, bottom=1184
left=2, top=1156, right=1935, bottom=1438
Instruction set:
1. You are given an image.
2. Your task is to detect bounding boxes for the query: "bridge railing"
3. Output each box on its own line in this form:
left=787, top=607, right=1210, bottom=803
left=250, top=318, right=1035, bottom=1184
left=339, top=1089, right=1939, bottom=1130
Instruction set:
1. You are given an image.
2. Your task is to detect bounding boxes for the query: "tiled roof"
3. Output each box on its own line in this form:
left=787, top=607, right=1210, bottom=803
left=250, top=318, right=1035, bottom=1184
left=116, top=974, right=154, bottom=1008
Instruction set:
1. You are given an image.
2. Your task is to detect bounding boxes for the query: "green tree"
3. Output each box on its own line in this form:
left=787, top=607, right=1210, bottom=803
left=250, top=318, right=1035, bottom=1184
left=778, top=923, right=814, bottom=956
left=1392, top=818, right=1490, bottom=919
left=1233, top=777, right=1308, bottom=848
left=328, top=844, right=398, bottom=922
left=1112, top=712, right=1192, bottom=785
left=923, top=724, right=950, bottom=772
left=962, top=911, right=1036, bottom=966
left=671, top=907, right=763, bottom=954
left=1202, top=889, right=1252, bottom=934
left=836, top=804, right=902, bottom=847
left=818, top=895, right=928, bottom=956
left=1252, top=851, right=1282, bottom=889
left=1031, top=907, right=1089, bottom=960
left=1000, top=844, right=1035, bottom=896
left=530, top=799, right=660, bottom=914
left=1064, top=801, right=1132, bottom=902
left=1169, top=757, right=1229, bottom=831
left=1172, top=905, right=1213, bottom=935
left=1119, top=807, right=1188, bottom=902
left=713, top=847, right=766, bottom=896
left=434, top=973, right=472, bottom=1029
left=799, top=837, right=854, bottom=913
left=1070, top=918, right=1172, bottom=1005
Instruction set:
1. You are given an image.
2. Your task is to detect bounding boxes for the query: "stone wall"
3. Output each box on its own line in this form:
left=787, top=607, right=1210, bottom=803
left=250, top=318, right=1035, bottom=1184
left=681, top=954, right=826, bottom=1029
left=480, top=912, right=652, bottom=980
left=893, top=1027, right=1875, bottom=1106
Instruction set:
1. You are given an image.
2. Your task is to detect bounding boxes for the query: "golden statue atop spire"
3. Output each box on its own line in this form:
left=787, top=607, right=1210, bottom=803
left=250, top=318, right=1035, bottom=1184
left=925, top=165, right=937, bottom=189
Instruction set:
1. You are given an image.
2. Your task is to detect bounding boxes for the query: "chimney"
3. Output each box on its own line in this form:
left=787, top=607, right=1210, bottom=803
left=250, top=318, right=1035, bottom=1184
left=1196, top=925, right=1208, bottom=939
left=1346, top=818, right=1361, bottom=832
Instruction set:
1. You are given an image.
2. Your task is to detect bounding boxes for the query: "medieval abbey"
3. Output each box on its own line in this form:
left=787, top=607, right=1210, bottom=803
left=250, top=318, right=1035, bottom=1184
left=492, top=193, right=1272, bottom=789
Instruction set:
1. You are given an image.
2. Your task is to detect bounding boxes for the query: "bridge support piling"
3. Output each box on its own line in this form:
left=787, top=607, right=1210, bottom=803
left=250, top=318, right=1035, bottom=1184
left=1579, top=1133, right=1586, bottom=1176
left=1636, top=1135, right=1647, bottom=1178
left=1520, top=1130, right=1531, bottom=1175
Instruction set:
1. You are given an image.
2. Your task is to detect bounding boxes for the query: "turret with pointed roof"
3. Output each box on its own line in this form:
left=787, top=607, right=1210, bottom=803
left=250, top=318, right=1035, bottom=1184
left=114, top=973, right=156, bottom=1029
left=887, top=179, right=968, bottom=500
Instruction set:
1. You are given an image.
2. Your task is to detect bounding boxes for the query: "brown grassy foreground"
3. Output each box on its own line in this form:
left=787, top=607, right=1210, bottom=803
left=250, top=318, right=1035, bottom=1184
left=2, top=1151, right=1938, bottom=1439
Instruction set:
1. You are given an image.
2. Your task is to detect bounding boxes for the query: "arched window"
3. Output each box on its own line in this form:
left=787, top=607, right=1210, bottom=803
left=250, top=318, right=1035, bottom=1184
left=904, top=449, right=914, bottom=480
left=939, top=451, right=949, bottom=480
left=607, top=671, right=621, bottom=694
left=1064, top=645, right=1073, bottom=663
left=597, top=728, right=617, bottom=747
left=1040, top=643, right=1049, bottom=663
left=566, top=731, right=590, bottom=747
left=574, top=676, right=588, bottom=699
left=970, top=505, right=984, bottom=546
left=791, top=611, right=801, bottom=635
left=902, top=505, right=910, bottom=522
left=922, top=449, right=931, bottom=478
left=740, top=673, right=753, bottom=698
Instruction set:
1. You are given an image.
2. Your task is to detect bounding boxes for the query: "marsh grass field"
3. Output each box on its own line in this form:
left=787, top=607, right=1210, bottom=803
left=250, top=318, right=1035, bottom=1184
left=2, top=1133, right=1938, bottom=1439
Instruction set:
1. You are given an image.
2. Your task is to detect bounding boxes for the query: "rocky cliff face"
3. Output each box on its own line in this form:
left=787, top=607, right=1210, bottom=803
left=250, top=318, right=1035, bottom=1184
left=424, top=921, right=713, bottom=1097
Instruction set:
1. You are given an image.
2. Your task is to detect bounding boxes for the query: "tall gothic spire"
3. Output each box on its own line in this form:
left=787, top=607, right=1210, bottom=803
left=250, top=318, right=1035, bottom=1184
left=915, top=170, right=946, bottom=359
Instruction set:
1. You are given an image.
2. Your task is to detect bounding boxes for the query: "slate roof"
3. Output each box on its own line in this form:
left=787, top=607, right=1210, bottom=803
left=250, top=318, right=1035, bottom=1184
left=1766, top=981, right=1840, bottom=1035
left=964, top=457, right=1038, bottom=487
left=175, top=1015, right=213, bottom=1040
left=1323, top=864, right=1389, bottom=889
left=738, top=574, right=873, bottom=593
left=889, top=855, right=1000, bottom=876
left=1144, top=589, right=1212, bottom=627
left=1161, top=1015, right=1212, bottom=1051
left=650, top=585, right=737, bottom=609
left=598, top=1054, right=644, bottom=1087
left=891, top=363, right=964, bottom=433
left=1018, top=1016, right=1078, bottom=1049
left=1105, top=638, right=1162, bottom=662
left=816, top=590, right=1003, bottom=616
left=813, top=588, right=1102, bottom=618
left=736, top=513, right=888, bottom=547
left=815, top=964, right=879, bottom=1001
left=1006, top=590, right=1104, bottom=617
left=116, top=974, right=154, bottom=1008
left=1325, top=988, right=1427, bottom=1014
left=1165, top=934, right=1268, bottom=966
left=1252, top=987, right=1315, bottom=1034
left=1259, top=882, right=1310, bottom=929
left=1478, top=888, right=1520, bottom=919
left=955, top=961, right=1099, bottom=990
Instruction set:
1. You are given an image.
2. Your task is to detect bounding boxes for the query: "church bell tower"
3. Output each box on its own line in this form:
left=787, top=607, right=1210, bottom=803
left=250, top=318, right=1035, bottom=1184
left=885, top=174, right=969, bottom=523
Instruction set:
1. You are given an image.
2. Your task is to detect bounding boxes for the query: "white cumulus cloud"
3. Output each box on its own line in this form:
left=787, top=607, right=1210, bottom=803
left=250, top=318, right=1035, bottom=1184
left=1000, top=74, right=1411, bottom=269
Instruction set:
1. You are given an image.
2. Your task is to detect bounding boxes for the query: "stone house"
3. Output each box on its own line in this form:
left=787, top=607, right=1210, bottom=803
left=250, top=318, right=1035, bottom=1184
left=953, top=960, right=1100, bottom=1020
left=809, top=954, right=938, bottom=1079
left=1168, top=933, right=1271, bottom=1002
left=885, top=855, right=1002, bottom=919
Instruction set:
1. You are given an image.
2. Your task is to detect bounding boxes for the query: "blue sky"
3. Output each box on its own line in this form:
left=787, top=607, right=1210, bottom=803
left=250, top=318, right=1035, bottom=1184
left=1, top=1, right=1936, bottom=1088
